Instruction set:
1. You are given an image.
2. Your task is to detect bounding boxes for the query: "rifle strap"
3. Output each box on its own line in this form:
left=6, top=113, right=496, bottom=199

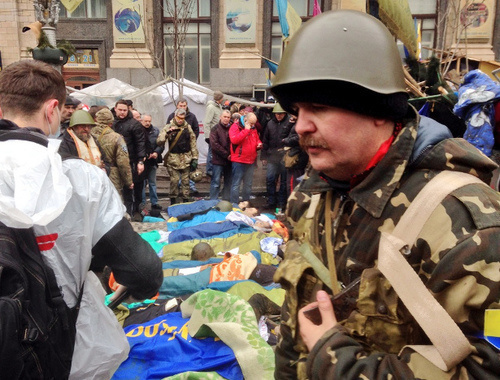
left=378, top=170, right=485, bottom=371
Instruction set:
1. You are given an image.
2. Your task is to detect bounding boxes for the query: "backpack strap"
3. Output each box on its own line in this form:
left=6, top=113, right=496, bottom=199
left=378, top=171, right=486, bottom=371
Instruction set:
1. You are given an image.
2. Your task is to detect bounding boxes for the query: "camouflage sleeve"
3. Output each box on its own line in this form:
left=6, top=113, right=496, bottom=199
left=116, top=136, right=133, bottom=186
left=156, top=125, right=168, bottom=147
left=275, top=295, right=307, bottom=379
left=305, top=228, right=500, bottom=379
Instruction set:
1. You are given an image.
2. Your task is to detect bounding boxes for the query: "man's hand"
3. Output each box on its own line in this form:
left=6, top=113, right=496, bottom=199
left=257, top=142, right=263, bottom=150
left=262, top=159, right=268, bottom=166
left=149, top=152, right=158, bottom=160
left=137, top=161, right=144, bottom=175
left=298, top=290, right=338, bottom=351
left=129, top=183, right=134, bottom=189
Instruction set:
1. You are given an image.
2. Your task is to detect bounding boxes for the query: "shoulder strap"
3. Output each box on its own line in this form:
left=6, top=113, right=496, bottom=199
left=378, top=171, right=485, bottom=371
left=168, top=129, right=183, bottom=153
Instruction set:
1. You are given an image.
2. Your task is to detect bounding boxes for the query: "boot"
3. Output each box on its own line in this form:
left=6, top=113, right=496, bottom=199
left=170, top=197, right=177, bottom=205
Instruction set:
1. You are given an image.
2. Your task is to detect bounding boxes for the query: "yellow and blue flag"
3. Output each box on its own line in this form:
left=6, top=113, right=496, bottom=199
left=275, top=0, right=302, bottom=42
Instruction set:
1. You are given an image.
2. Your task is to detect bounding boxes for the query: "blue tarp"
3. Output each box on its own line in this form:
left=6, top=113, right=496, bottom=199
left=168, top=220, right=254, bottom=243
left=454, top=69, right=500, bottom=156
left=167, top=209, right=230, bottom=231
left=166, top=199, right=220, bottom=218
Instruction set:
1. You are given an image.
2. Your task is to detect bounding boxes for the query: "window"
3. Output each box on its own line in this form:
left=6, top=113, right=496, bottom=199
left=163, top=1, right=211, bottom=84
left=404, top=0, right=437, bottom=60
left=59, top=0, right=106, bottom=18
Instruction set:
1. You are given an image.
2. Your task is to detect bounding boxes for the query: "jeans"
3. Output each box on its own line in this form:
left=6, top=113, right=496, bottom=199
left=210, top=163, right=232, bottom=200
left=266, top=161, right=287, bottom=207
left=123, top=163, right=144, bottom=215
left=142, top=165, right=158, bottom=206
left=206, top=145, right=213, bottom=176
left=230, top=162, right=255, bottom=204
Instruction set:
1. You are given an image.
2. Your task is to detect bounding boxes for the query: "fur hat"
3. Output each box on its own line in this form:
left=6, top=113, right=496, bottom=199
left=95, top=108, right=114, bottom=125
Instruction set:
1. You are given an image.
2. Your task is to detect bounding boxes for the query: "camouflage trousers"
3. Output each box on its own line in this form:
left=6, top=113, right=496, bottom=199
left=167, top=166, right=190, bottom=199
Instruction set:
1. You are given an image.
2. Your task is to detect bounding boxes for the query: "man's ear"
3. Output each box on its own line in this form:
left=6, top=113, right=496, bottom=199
left=45, top=99, right=60, bottom=123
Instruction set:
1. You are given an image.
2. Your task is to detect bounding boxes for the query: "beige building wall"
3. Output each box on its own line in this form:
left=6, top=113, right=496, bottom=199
left=444, top=0, right=497, bottom=61
left=0, top=0, right=36, bottom=67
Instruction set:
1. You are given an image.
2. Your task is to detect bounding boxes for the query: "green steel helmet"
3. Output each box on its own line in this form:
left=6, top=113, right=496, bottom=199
left=69, top=110, right=96, bottom=128
left=272, top=103, right=286, bottom=113
left=189, top=168, right=203, bottom=183
left=270, top=10, right=408, bottom=119
left=215, top=200, right=233, bottom=212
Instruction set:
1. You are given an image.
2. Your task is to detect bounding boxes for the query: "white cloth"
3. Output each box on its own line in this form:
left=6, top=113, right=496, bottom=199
left=0, top=137, right=129, bottom=379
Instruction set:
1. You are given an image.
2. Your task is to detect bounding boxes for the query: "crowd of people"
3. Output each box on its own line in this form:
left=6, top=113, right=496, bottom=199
left=2, top=8, right=499, bottom=380
left=56, top=90, right=309, bottom=220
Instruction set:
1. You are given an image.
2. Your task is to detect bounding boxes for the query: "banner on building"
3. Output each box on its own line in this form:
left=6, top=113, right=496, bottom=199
left=60, top=0, right=85, bottom=14
left=459, top=0, right=495, bottom=40
left=112, top=0, right=145, bottom=44
left=225, top=0, right=257, bottom=43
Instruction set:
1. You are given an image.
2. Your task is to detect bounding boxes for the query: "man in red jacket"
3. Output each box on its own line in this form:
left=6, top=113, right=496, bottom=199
left=229, top=112, right=262, bottom=203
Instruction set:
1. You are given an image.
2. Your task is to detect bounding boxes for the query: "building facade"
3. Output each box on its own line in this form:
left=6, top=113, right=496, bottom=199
left=1, top=0, right=499, bottom=96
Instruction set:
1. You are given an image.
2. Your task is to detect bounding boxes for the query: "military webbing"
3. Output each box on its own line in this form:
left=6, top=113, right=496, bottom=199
left=167, top=129, right=183, bottom=154
left=378, top=170, right=486, bottom=371
left=324, top=191, right=341, bottom=295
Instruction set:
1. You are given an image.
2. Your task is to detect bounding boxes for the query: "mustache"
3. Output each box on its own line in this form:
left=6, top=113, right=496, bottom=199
left=299, top=135, right=329, bottom=150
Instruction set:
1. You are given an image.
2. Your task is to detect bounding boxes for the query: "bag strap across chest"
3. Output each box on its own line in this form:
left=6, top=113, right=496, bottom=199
left=378, top=170, right=486, bottom=371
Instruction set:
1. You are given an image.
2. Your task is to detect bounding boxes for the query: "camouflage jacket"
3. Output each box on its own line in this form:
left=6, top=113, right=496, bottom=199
left=91, top=124, right=133, bottom=191
left=274, top=110, right=500, bottom=379
left=157, top=120, right=198, bottom=170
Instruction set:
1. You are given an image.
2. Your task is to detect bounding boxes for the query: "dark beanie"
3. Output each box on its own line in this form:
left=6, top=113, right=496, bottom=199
left=272, top=80, right=409, bottom=120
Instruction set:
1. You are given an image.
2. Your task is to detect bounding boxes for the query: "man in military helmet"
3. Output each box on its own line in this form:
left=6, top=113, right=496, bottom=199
left=270, top=10, right=500, bottom=380
left=58, top=109, right=108, bottom=171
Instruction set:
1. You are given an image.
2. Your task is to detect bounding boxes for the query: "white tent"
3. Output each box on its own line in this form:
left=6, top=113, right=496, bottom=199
left=70, top=78, right=166, bottom=128
left=69, top=77, right=239, bottom=164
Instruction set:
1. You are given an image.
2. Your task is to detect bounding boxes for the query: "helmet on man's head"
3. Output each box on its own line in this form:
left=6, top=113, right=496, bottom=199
left=270, top=10, right=408, bottom=120
left=189, top=169, right=203, bottom=183
left=69, top=110, right=95, bottom=128
left=272, top=103, right=286, bottom=114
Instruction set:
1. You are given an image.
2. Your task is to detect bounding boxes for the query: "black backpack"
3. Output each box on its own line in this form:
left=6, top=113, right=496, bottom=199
left=0, top=222, right=81, bottom=379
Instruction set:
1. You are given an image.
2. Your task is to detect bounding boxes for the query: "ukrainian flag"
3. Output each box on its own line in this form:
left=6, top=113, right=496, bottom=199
left=275, top=0, right=303, bottom=42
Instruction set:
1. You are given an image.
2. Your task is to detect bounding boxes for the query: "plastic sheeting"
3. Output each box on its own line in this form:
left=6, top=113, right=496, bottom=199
left=70, top=78, right=166, bottom=129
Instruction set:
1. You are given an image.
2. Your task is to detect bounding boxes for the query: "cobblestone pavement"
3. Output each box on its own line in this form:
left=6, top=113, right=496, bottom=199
left=149, top=163, right=276, bottom=214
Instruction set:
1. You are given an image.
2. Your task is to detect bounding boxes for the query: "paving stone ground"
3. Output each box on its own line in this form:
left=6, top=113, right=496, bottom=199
left=148, top=163, right=276, bottom=214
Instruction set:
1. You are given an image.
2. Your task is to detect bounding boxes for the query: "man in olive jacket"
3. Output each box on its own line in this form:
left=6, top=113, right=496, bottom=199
left=270, top=10, right=500, bottom=380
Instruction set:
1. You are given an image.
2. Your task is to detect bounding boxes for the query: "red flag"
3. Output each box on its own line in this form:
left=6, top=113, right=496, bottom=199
left=313, top=0, right=322, bottom=16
